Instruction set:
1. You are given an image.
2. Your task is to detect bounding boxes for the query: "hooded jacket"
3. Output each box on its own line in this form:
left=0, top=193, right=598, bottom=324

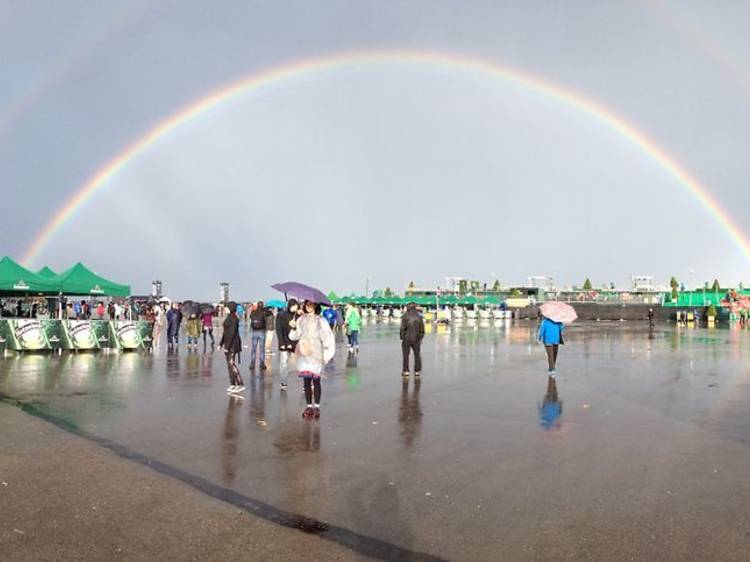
left=275, top=309, right=297, bottom=351
left=220, top=312, right=242, bottom=353
left=400, top=307, right=425, bottom=343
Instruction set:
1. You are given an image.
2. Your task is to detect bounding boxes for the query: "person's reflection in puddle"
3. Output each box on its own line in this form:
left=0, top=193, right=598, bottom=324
left=249, top=372, right=266, bottom=425
left=538, top=376, right=563, bottom=430
left=200, top=350, right=213, bottom=378
left=166, top=346, right=180, bottom=378
left=399, top=379, right=423, bottom=447
left=303, top=420, right=321, bottom=452
left=345, top=351, right=361, bottom=389
left=222, top=394, right=243, bottom=485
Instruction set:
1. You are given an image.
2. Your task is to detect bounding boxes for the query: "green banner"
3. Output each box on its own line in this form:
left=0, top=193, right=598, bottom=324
left=0, top=319, right=153, bottom=351
left=43, top=319, right=69, bottom=350
left=91, top=320, right=113, bottom=348
left=0, top=319, right=14, bottom=351
left=68, top=320, right=99, bottom=350
left=113, top=321, right=142, bottom=349
left=14, top=319, right=49, bottom=351
left=137, top=321, right=154, bottom=348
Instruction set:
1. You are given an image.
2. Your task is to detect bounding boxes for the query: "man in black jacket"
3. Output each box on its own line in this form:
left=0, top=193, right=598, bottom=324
left=400, top=302, right=425, bottom=378
left=275, top=299, right=299, bottom=390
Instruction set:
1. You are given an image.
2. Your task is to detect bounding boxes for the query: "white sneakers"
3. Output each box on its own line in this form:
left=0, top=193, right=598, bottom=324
left=226, top=385, right=245, bottom=393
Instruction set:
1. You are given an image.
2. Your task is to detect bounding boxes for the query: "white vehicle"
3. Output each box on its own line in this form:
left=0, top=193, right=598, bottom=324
left=452, top=307, right=465, bottom=319
left=479, top=309, right=491, bottom=320
left=466, top=309, right=478, bottom=320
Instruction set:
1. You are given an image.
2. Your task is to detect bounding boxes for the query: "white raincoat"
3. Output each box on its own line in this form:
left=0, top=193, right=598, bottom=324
left=289, top=313, right=335, bottom=375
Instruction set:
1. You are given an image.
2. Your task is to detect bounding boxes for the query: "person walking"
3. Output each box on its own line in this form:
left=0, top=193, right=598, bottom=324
left=275, top=299, right=299, bottom=391
left=264, top=306, right=276, bottom=357
left=249, top=301, right=269, bottom=370
left=186, top=313, right=200, bottom=349
left=219, top=302, right=245, bottom=393
left=289, top=300, right=335, bottom=419
left=537, top=315, right=564, bottom=376
left=400, top=302, right=425, bottom=378
left=202, top=309, right=215, bottom=346
left=345, top=304, right=362, bottom=353
left=166, top=303, right=182, bottom=348
left=153, top=304, right=165, bottom=346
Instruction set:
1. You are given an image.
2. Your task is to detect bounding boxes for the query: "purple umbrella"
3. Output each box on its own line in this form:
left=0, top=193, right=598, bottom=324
left=271, top=281, right=331, bottom=305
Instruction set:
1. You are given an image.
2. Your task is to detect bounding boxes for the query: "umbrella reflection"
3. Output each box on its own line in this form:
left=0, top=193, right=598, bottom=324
left=538, top=376, right=563, bottom=430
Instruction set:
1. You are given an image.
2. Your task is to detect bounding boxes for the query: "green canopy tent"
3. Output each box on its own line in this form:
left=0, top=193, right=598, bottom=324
left=0, top=256, right=61, bottom=294
left=438, top=294, right=458, bottom=306
left=327, top=291, right=340, bottom=304
left=482, top=295, right=501, bottom=306
left=51, top=262, right=130, bottom=297
left=36, top=266, right=58, bottom=278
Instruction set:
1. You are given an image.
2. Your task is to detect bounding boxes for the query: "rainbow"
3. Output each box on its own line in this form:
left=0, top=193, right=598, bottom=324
left=22, top=49, right=750, bottom=265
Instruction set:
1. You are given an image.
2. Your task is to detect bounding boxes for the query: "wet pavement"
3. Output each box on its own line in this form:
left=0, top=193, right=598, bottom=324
left=3, top=319, right=750, bottom=560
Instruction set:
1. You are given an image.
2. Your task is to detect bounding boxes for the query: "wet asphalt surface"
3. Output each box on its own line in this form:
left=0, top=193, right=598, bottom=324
left=3, top=319, right=750, bottom=561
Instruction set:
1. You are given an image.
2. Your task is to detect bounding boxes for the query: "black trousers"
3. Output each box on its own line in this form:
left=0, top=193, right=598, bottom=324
left=402, top=340, right=422, bottom=372
left=225, top=352, right=244, bottom=386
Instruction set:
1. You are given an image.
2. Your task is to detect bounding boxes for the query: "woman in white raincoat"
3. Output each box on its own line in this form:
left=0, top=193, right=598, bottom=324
left=289, top=300, right=336, bottom=419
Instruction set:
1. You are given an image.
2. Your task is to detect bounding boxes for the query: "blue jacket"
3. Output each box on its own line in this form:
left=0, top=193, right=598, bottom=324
left=538, top=318, right=563, bottom=345
left=322, top=307, right=336, bottom=326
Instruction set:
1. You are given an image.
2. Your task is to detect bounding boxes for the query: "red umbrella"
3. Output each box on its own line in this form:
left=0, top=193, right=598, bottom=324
left=540, top=301, right=577, bottom=324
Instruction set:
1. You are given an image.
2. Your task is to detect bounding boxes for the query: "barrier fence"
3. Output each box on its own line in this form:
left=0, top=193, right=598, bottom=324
left=0, top=319, right=153, bottom=352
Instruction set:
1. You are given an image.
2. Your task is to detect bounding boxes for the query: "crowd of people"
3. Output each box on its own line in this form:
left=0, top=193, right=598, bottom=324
left=214, top=299, right=376, bottom=419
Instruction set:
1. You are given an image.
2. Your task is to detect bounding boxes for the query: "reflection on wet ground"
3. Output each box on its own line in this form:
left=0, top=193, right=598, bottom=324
left=4, top=320, right=750, bottom=559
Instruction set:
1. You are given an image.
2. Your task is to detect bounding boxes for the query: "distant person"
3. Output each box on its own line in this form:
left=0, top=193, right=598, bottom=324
left=153, top=305, right=165, bottom=346
left=166, top=303, right=182, bottom=347
left=400, top=302, right=425, bottom=378
left=323, top=306, right=337, bottom=331
left=335, top=306, right=345, bottom=334
left=73, top=300, right=82, bottom=319
left=248, top=301, right=270, bottom=370
left=96, top=302, right=105, bottom=320
left=345, top=304, right=362, bottom=353
left=289, top=300, right=335, bottom=419
left=219, top=302, right=245, bottom=394
left=236, top=302, right=246, bottom=324
left=264, top=306, right=276, bottom=357
left=275, top=299, right=299, bottom=391
left=107, top=302, right=115, bottom=320
left=186, top=314, right=200, bottom=349
left=201, top=310, right=215, bottom=346
left=648, top=308, right=654, bottom=327
left=537, top=315, right=564, bottom=376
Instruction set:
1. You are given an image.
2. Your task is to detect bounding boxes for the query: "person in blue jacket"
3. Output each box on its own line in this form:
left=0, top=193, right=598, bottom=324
left=537, top=316, right=564, bottom=375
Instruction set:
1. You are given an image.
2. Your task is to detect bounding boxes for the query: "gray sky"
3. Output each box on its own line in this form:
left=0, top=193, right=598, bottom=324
left=3, top=0, right=750, bottom=300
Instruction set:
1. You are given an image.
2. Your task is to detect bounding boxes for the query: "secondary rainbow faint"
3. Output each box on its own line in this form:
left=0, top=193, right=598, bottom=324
left=21, top=49, right=750, bottom=266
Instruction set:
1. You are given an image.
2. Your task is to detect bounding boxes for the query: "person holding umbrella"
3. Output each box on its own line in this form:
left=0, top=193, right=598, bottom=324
left=219, top=302, right=245, bottom=394
left=201, top=305, right=215, bottom=347
left=537, top=302, right=576, bottom=376
left=289, top=300, right=335, bottom=419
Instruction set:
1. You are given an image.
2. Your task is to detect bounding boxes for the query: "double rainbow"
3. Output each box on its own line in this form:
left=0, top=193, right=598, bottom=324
left=22, top=50, right=750, bottom=265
